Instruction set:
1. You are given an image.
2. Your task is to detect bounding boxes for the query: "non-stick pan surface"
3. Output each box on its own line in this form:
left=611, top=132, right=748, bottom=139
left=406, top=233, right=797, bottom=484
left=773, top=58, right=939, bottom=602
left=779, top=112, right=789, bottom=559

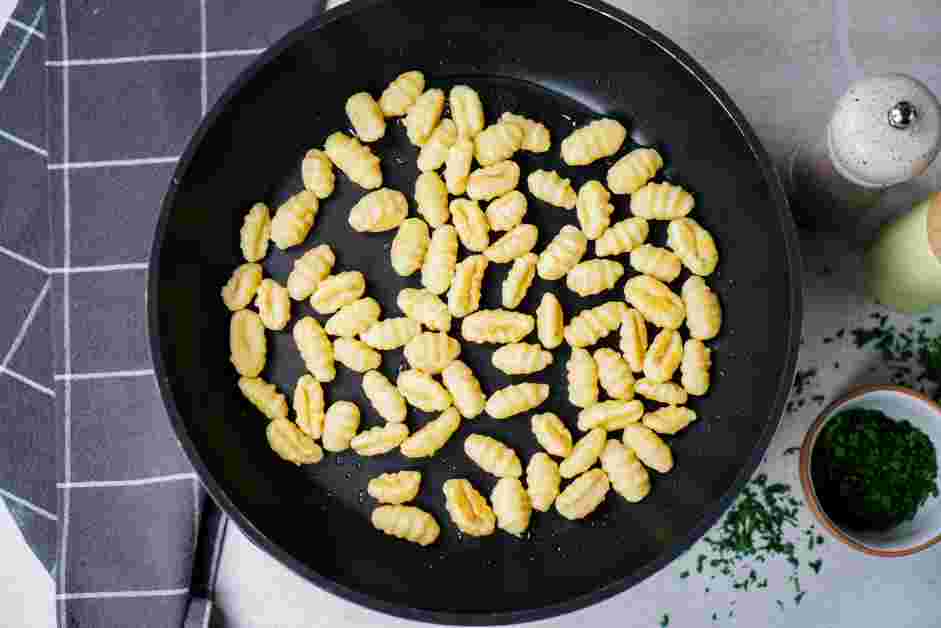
left=149, top=0, right=801, bottom=623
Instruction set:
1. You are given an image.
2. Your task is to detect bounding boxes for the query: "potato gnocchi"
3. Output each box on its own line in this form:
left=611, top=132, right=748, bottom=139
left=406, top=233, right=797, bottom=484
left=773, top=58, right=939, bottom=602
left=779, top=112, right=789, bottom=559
left=629, top=245, right=682, bottom=284
left=501, top=253, right=537, bottom=309
left=566, top=259, right=624, bottom=297
left=465, top=434, right=522, bottom=478
left=361, top=317, right=421, bottom=350
left=368, top=471, right=421, bottom=504
left=301, top=149, right=335, bottom=200
left=556, top=468, right=610, bottom=520
left=417, top=119, right=458, bottom=173
left=682, top=276, right=722, bottom=340
left=486, top=191, right=527, bottom=232
left=500, top=112, right=551, bottom=153
left=294, top=374, right=325, bottom=439
left=450, top=198, right=491, bottom=253
left=595, top=217, right=649, bottom=257
left=345, top=92, right=386, bottom=143
left=643, top=406, right=697, bottom=435
left=667, top=217, right=719, bottom=276
left=287, top=244, right=335, bottom=301
left=405, top=88, right=445, bottom=146
left=443, top=478, right=496, bottom=537
left=310, top=271, right=366, bottom=315
left=371, top=505, right=439, bottom=546
left=349, top=188, right=408, bottom=233
left=623, top=275, right=685, bottom=330
left=324, top=132, right=382, bottom=190
left=531, top=413, right=573, bottom=458
left=526, top=453, right=561, bottom=512
left=681, top=338, right=712, bottom=396
left=379, top=70, right=424, bottom=117
left=414, top=171, right=450, bottom=227
left=255, top=278, right=290, bottom=331
left=527, top=169, right=577, bottom=209
left=391, top=218, right=430, bottom=277
left=404, top=331, right=461, bottom=374
left=492, top=478, right=532, bottom=536
left=536, top=292, right=565, bottom=350
left=293, top=317, right=335, bottom=383
left=324, top=297, right=381, bottom=338
left=333, top=337, right=382, bottom=373
left=362, top=370, right=407, bottom=424
left=561, top=118, right=626, bottom=166
left=593, top=348, right=635, bottom=400
left=635, top=379, right=688, bottom=406
left=485, top=382, right=549, bottom=419
left=240, top=203, right=271, bottom=263
left=619, top=309, right=649, bottom=372
left=271, top=191, right=318, bottom=250
left=475, top=121, right=523, bottom=166
left=397, top=288, right=451, bottom=332
left=421, top=225, right=459, bottom=295
left=400, top=408, right=461, bottom=458
left=441, top=361, right=486, bottom=419
left=566, top=348, right=599, bottom=409
left=351, top=423, right=409, bottom=456
left=576, top=180, right=614, bottom=240
left=492, top=342, right=553, bottom=375
left=485, top=224, right=538, bottom=264
left=445, top=138, right=474, bottom=196
left=563, top=301, right=629, bottom=349
left=622, top=424, right=673, bottom=473
left=461, top=310, right=534, bottom=345
left=322, top=401, right=361, bottom=452
left=448, top=255, right=489, bottom=318
left=450, top=85, right=485, bottom=139
left=467, top=160, right=521, bottom=201
left=560, top=428, right=606, bottom=479
left=230, top=309, right=266, bottom=378
left=643, top=328, right=683, bottom=383
left=537, top=225, right=587, bottom=280
left=267, top=419, right=323, bottom=465
left=606, top=147, right=662, bottom=195
left=576, top=400, right=644, bottom=432
left=396, top=369, right=453, bottom=412
left=601, top=440, right=650, bottom=503
left=238, top=376, right=288, bottom=421
left=630, top=181, right=694, bottom=220
left=222, top=263, right=263, bottom=311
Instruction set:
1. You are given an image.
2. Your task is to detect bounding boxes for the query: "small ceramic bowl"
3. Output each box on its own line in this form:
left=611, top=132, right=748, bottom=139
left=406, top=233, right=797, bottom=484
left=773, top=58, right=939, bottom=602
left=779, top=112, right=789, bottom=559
left=799, top=385, right=941, bottom=556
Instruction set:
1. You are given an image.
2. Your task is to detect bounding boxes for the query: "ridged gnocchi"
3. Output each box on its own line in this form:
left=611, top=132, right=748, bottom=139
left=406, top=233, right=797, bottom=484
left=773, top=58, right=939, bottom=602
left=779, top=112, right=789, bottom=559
left=391, top=217, right=430, bottom=277
left=623, top=275, right=685, bottom=330
left=238, top=376, right=288, bottom=421
left=450, top=85, right=485, bottom=139
left=593, top=348, right=635, bottom=400
left=622, top=424, right=673, bottom=473
left=567, top=348, right=599, bottom=408
left=576, top=180, right=614, bottom=240
left=443, top=478, right=496, bottom=537
left=629, top=244, right=682, bottom=283
left=595, top=217, right=650, bottom=257
left=325, top=297, right=381, bottom=338
left=486, top=191, right=527, bottom=231
left=465, top=434, right=522, bottom=478
left=349, top=188, right=408, bottom=233
left=667, top=217, right=719, bottom=276
left=577, top=400, right=644, bottom=432
left=601, top=440, right=650, bottom=503
left=531, top=412, right=573, bottom=458
left=287, top=244, right=335, bottom=301
left=396, top=369, right=453, bottom=412
left=322, top=400, right=361, bottom=452
left=362, top=370, right=407, bottom=424
left=527, top=169, right=576, bottom=209
left=467, top=160, right=521, bottom=201
left=563, top=301, right=629, bottom=348
left=560, top=428, right=606, bottom=480
left=333, top=337, right=382, bottom=372
left=400, top=407, right=461, bottom=458
left=293, top=317, right=335, bottom=382
left=444, top=138, right=474, bottom=196
left=491, top=478, right=532, bottom=536
left=485, top=383, right=549, bottom=419
left=441, top=361, right=486, bottom=419
left=414, top=171, right=450, bottom=227
left=450, top=198, right=490, bottom=252
left=379, top=70, right=424, bottom=117
left=270, top=190, right=318, bottom=250
left=561, top=118, right=627, bottom=166
left=397, top=288, right=451, bottom=332
left=619, top=308, right=649, bottom=372
left=682, top=276, right=722, bottom=341
left=222, top=263, right=262, bottom=311
left=301, top=149, right=335, bottom=199
left=417, top=119, right=458, bottom=173
left=537, top=225, right=587, bottom=280
left=681, top=338, right=712, bottom=396
left=527, top=453, right=561, bottom=512
left=643, top=328, right=683, bottom=383
left=310, top=271, right=366, bottom=315
left=492, top=342, right=553, bottom=375
left=240, top=203, right=270, bottom=262
left=643, top=406, right=697, bottom=435
left=345, top=92, right=386, bottom=142
left=461, top=310, right=535, bottom=344
left=368, top=471, right=421, bottom=504
left=502, top=253, right=537, bottom=309
left=267, top=419, right=323, bottom=465
left=230, top=309, right=266, bottom=377
left=372, top=505, right=439, bottom=546
left=555, top=469, right=610, bottom=520
left=630, top=181, right=694, bottom=220
left=448, top=254, right=489, bottom=318
left=405, top=88, right=445, bottom=146
left=351, top=423, right=409, bottom=456
left=536, top=292, right=565, bottom=350
left=635, top=379, right=688, bottom=406
left=485, top=224, right=538, bottom=264
left=294, top=374, right=325, bottom=439
left=254, top=278, right=290, bottom=331
left=324, top=132, right=382, bottom=189
left=500, top=112, right=551, bottom=153
left=565, top=259, right=624, bottom=297
left=404, top=331, right=461, bottom=374
left=606, top=147, right=663, bottom=195
left=475, top=121, right=523, bottom=166
left=421, top=225, right=459, bottom=295
left=361, top=317, right=421, bottom=350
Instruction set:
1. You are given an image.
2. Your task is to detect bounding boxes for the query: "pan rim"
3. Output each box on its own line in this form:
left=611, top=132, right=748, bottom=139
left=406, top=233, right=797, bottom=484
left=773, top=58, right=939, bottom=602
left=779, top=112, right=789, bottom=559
left=147, top=0, right=803, bottom=623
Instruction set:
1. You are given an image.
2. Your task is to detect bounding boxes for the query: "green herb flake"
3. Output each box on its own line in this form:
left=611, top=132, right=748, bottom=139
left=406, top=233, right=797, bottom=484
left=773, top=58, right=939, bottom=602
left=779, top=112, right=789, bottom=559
left=659, top=613, right=670, bottom=627
left=808, top=559, right=823, bottom=574
left=680, top=570, right=690, bottom=579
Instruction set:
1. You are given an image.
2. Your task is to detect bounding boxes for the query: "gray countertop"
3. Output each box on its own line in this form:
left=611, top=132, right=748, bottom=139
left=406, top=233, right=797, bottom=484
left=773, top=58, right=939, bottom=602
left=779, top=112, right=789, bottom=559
left=5, top=0, right=941, bottom=625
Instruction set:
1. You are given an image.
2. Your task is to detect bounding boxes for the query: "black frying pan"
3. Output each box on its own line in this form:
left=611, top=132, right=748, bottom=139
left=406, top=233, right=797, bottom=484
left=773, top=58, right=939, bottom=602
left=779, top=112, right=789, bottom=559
left=148, top=0, right=802, bottom=623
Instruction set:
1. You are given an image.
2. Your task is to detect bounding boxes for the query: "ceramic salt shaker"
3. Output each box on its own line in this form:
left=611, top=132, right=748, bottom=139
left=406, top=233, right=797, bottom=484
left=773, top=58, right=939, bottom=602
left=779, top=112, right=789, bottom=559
left=788, top=74, right=941, bottom=230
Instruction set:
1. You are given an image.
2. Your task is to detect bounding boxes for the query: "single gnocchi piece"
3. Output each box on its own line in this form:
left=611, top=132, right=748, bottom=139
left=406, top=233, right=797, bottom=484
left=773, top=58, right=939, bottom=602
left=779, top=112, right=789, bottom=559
left=396, top=369, right=453, bottom=412
left=555, top=468, right=610, bottom=520
left=301, top=149, right=335, bottom=199
left=349, top=188, right=408, bottom=233
left=421, top=225, right=459, bottom=295
left=310, top=271, right=366, bottom=315
left=361, top=317, right=421, bottom=350
left=324, top=132, right=382, bottom=190
left=450, top=198, right=490, bottom=253
left=485, top=224, right=538, bottom=264
left=397, top=288, right=451, bottom=332
left=486, top=191, right=527, bottom=231
left=536, top=292, right=565, bottom=350
left=667, top=217, right=719, bottom=276
left=531, top=413, right=573, bottom=458
left=559, top=428, right=606, bottom=479
left=492, top=342, right=553, bottom=375
left=334, top=337, right=382, bottom=373
left=465, top=434, right=522, bottom=478
left=485, top=383, right=550, bottom=419
left=537, top=225, right=587, bottom=280
left=467, top=160, right=521, bottom=202
left=404, top=331, right=461, bottom=374
left=345, top=92, right=386, bottom=142
left=378, top=70, right=424, bottom=117
left=630, top=245, right=682, bottom=283
left=623, top=275, right=686, bottom=330
left=567, top=348, right=599, bottom=409
left=643, top=328, right=683, bottom=383
left=270, top=191, right=318, bottom=250
left=502, top=253, right=538, bottom=309
left=362, top=370, right=407, bottom=424
left=267, top=419, right=323, bottom=465
left=576, top=180, right=615, bottom=240
left=492, top=478, right=532, bottom=536
left=450, top=85, right=485, bottom=139
left=400, top=407, right=461, bottom=458
left=254, top=278, right=291, bottom=331
left=325, top=297, right=381, bottom=338
left=443, top=478, right=496, bottom=537
left=287, top=244, right=335, bottom=301
left=293, top=317, right=335, bottom=382
left=405, top=88, right=445, bottom=146
left=566, top=259, right=624, bottom=297
left=635, top=379, right=688, bottom=406
left=527, top=169, right=577, bottom=209
left=595, top=217, right=650, bottom=257
left=448, top=254, right=489, bottom=318
left=441, top=361, right=486, bottom=419
left=230, top=310, right=266, bottom=377
left=238, top=376, right=288, bottom=421
left=594, top=348, right=635, bottom=400
left=577, top=400, right=644, bottom=432
left=500, top=112, right=551, bottom=153
left=601, top=439, right=651, bottom=503
left=681, top=276, right=722, bottom=341
left=367, top=471, right=421, bottom=504
left=563, top=301, right=629, bottom=349
left=294, top=374, right=325, bottom=439
left=630, top=181, right=694, bottom=220
left=444, top=138, right=474, bottom=196
left=561, top=118, right=627, bottom=166
left=240, top=203, right=270, bottom=262
left=322, top=401, right=361, bottom=452
left=622, top=424, right=673, bottom=473
left=527, top=453, right=561, bottom=512
left=371, top=505, right=440, bottom=546
left=606, top=147, right=663, bottom=194
left=681, top=338, right=712, bottom=396
left=391, top=217, right=430, bottom=277
left=461, top=310, right=535, bottom=344
left=644, top=406, right=697, bottom=435
left=351, top=423, right=409, bottom=456
left=475, top=122, right=523, bottom=166
left=222, top=263, right=263, bottom=311
left=417, top=119, right=458, bottom=173
left=414, top=171, right=450, bottom=227
left=619, top=308, right=649, bottom=372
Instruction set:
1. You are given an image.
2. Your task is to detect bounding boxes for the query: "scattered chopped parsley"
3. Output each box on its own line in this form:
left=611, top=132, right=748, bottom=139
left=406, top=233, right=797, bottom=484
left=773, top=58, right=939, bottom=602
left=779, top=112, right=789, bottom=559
left=680, top=570, right=689, bottom=579
left=783, top=446, right=801, bottom=456
left=808, top=559, right=823, bottom=574
left=659, top=613, right=670, bottom=627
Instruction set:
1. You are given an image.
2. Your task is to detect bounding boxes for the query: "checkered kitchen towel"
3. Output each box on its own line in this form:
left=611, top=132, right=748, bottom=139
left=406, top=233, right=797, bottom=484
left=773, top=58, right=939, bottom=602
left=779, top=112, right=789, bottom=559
left=0, top=1, right=324, bottom=626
